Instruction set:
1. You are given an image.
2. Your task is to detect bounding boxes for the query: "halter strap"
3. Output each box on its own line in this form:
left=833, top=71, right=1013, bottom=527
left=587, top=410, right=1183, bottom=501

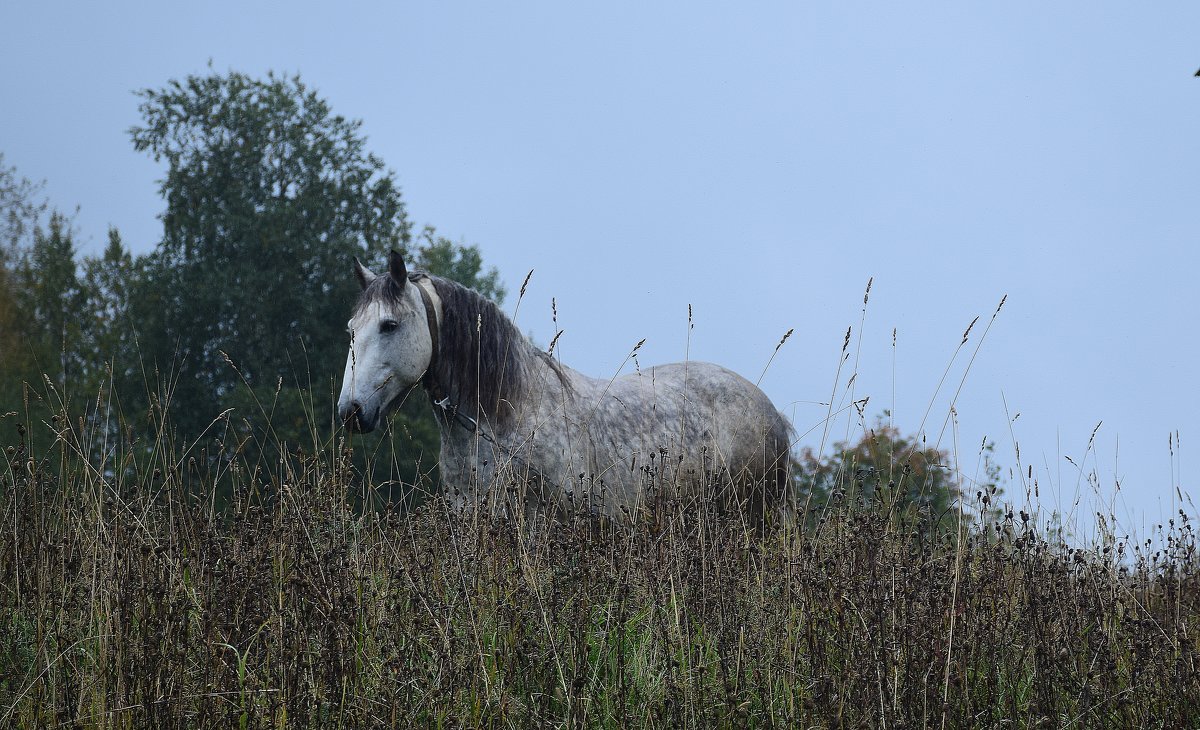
left=411, top=275, right=442, bottom=397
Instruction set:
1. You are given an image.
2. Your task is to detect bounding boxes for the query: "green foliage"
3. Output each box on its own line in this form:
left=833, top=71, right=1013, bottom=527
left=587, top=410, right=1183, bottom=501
left=123, top=69, right=503, bottom=489
left=411, top=225, right=506, bottom=303
left=0, top=262, right=25, bottom=404
left=0, top=159, right=142, bottom=433
left=794, top=416, right=972, bottom=536
left=0, top=152, right=47, bottom=258
left=1, top=69, right=506, bottom=493
left=12, top=213, right=86, bottom=388
left=129, top=69, right=412, bottom=434
left=0, top=157, right=48, bottom=406
left=78, top=229, right=139, bottom=381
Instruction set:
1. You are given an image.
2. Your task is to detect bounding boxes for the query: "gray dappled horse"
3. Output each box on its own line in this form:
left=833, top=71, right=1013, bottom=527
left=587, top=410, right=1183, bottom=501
left=338, top=251, right=793, bottom=520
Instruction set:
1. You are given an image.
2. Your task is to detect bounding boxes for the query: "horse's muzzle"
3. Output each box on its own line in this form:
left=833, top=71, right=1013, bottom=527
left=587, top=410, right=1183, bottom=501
left=340, top=401, right=376, bottom=433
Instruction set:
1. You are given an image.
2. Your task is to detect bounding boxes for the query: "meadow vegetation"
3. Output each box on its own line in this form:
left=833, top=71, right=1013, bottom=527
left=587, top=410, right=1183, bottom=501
left=1, top=382, right=1197, bottom=728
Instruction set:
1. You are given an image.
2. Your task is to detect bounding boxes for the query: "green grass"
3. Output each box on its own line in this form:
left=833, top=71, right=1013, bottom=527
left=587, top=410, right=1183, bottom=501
left=1, top=388, right=1198, bottom=729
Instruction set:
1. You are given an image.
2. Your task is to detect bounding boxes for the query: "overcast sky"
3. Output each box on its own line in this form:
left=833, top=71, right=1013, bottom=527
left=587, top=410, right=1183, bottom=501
left=3, top=2, right=1197, bottom=539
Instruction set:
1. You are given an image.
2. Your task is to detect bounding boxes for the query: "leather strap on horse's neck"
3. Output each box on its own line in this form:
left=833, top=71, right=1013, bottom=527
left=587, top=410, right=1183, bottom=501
left=412, top=275, right=441, bottom=395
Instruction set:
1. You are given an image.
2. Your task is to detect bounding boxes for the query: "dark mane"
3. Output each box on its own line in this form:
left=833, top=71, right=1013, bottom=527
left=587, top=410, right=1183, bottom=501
left=428, top=276, right=551, bottom=428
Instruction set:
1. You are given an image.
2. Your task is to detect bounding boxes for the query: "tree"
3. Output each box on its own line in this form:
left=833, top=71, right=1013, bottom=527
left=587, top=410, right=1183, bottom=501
left=411, top=225, right=505, bottom=302
left=74, top=228, right=144, bottom=437
left=0, top=156, right=48, bottom=398
left=793, top=417, right=974, bottom=536
left=13, top=213, right=85, bottom=390
left=79, top=229, right=137, bottom=369
left=129, top=69, right=503, bottom=489
left=0, top=153, right=47, bottom=259
left=130, top=70, right=411, bottom=431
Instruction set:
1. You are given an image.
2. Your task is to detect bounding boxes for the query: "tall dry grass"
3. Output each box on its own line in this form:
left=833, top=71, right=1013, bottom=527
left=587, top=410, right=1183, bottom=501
left=2, top=372, right=1198, bottom=730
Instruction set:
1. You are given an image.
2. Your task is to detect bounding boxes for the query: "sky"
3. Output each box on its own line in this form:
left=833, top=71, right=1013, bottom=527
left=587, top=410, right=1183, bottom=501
left=2, top=2, right=1197, bottom=540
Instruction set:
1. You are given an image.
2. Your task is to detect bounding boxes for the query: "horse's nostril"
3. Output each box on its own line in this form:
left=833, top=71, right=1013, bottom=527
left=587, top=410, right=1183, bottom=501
left=342, top=401, right=364, bottom=430
left=341, top=401, right=379, bottom=433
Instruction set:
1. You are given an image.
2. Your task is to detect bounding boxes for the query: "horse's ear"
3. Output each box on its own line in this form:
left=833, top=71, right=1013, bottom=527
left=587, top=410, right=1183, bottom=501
left=353, top=258, right=376, bottom=290
left=388, top=249, right=408, bottom=283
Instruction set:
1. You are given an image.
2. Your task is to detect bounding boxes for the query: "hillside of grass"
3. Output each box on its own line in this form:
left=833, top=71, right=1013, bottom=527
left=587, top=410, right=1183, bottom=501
left=2, top=392, right=1198, bottom=729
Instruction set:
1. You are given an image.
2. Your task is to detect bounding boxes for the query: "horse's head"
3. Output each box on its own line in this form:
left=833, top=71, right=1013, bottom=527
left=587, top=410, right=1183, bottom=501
left=337, top=250, right=438, bottom=433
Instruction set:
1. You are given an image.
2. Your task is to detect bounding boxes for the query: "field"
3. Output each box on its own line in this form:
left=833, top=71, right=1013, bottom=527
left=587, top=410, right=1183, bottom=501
left=2, top=392, right=1199, bottom=729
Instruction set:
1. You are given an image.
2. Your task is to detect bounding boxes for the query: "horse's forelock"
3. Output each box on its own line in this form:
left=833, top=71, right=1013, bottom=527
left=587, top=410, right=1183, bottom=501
left=353, top=273, right=407, bottom=318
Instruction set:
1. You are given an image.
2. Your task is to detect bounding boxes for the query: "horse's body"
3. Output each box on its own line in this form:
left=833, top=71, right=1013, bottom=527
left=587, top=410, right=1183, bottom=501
left=338, top=252, right=792, bottom=519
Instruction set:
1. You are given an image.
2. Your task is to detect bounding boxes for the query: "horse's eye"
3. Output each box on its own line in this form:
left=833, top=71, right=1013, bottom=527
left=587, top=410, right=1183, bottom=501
left=379, top=319, right=399, bottom=334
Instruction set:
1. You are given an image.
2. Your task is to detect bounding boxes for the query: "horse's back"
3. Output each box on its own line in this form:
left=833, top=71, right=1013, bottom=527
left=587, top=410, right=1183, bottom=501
left=577, top=360, right=791, bottom=488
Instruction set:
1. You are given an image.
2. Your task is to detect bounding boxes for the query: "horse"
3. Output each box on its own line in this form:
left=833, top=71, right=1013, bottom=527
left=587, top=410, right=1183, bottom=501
left=337, top=250, right=794, bottom=521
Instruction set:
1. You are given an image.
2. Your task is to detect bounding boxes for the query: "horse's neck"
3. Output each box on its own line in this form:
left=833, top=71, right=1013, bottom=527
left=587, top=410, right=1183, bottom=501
left=447, top=349, right=570, bottom=427
left=427, top=277, right=556, bottom=432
